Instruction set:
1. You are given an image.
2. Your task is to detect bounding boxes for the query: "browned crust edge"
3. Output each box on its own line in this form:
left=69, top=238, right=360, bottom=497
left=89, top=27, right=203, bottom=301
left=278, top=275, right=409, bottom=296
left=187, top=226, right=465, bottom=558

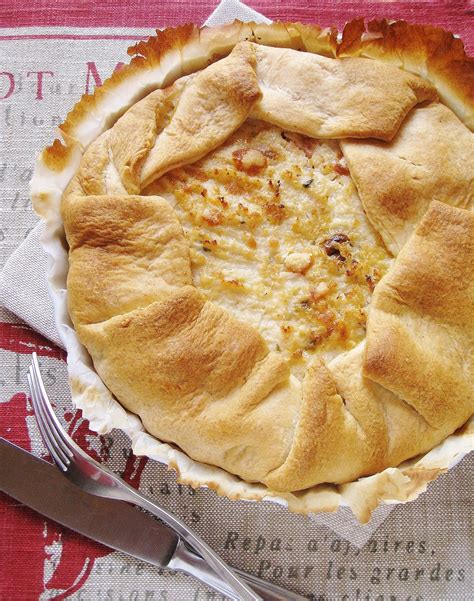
left=40, top=21, right=336, bottom=173
left=338, top=18, right=474, bottom=129
left=39, top=17, right=473, bottom=181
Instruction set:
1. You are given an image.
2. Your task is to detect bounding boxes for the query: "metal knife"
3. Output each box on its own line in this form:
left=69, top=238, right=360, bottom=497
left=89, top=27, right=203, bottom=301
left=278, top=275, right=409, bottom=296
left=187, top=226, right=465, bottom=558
left=0, top=438, right=306, bottom=601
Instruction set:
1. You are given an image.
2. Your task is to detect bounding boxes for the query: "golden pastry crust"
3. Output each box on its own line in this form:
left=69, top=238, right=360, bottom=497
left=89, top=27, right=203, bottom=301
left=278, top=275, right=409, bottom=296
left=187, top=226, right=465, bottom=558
left=78, top=286, right=298, bottom=481
left=63, top=40, right=436, bottom=204
left=108, top=85, right=185, bottom=195
left=140, top=42, right=261, bottom=188
left=341, top=102, right=474, bottom=254
left=52, top=21, right=336, bottom=154
left=35, top=20, right=473, bottom=498
left=338, top=19, right=474, bottom=130
left=364, top=201, right=474, bottom=430
left=263, top=353, right=387, bottom=491
left=63, top=194, right=192, bottom=326
left=250, top=43, right=436, bottom=140
left=265, top=203, right=474, bottom=492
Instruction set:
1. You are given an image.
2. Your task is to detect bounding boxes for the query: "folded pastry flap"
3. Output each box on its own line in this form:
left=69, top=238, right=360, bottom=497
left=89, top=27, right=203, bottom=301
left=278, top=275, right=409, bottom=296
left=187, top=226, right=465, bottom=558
left=63, top=131, right=111, bottom=199
left=263, top=341, right=468, bottom=494
left=263, top=355, right=385, bottom=492
left=107, top=86, right=179, bottom=195
left=78, top=286, right=300, bottom=481
left=249, top=43, right=437, bottom=141
left=364, top=201, right=474, bottom=429
left=62, top=45, right=260, bottom=201
left=63, top=194, right=192, bottom=326
left=139, top=42, right=261, bottom=189
left=327, top=347, right=451, bottom=472
left=367, top=385, right=447, bottom=468
left=337, top=19, right=474, bottom=131
left=331, top=348, right=447, bottom=468
left=263, top=349, right=432, bottom=493
left=341, top=102, right=474, bottom=255
left=332, top=342, right=463, bottom=467
left=64, top=40, right=441, bottom=207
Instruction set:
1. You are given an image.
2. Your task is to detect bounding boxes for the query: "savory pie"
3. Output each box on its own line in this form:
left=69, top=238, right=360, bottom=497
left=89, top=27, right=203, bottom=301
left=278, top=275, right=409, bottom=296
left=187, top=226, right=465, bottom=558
left=33, top=20, right=473, bottom=504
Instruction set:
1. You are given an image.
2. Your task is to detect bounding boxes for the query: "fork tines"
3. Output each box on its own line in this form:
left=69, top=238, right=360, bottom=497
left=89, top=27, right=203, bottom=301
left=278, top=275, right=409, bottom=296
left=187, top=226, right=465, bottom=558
left=28, top=352, right=72, bottom=471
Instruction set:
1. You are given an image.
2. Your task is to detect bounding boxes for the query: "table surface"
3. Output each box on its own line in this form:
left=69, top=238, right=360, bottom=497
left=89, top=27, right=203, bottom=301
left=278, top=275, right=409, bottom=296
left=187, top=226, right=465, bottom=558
left=1, top=1, right=473, bottom=600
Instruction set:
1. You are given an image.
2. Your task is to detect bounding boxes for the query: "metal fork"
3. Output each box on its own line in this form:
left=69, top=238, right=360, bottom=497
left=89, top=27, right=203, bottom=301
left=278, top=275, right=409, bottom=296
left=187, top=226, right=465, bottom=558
left=27, top=352, right=266, bottom=601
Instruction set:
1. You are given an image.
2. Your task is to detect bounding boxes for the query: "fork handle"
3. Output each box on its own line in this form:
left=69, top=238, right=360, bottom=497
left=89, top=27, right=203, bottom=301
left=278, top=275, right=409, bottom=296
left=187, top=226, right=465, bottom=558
left=120, top=483, right=262, bottom=601
left=168, top=538, right=307, bottom=601
left=168, top=538, right=306, bottom=601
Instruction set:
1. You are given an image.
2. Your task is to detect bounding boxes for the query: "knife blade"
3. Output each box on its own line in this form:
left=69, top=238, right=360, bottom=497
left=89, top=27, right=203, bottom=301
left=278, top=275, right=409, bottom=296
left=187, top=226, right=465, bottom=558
left=0, top=437, right=178, bottom=564
left=0, top=438, right=305, bottom=601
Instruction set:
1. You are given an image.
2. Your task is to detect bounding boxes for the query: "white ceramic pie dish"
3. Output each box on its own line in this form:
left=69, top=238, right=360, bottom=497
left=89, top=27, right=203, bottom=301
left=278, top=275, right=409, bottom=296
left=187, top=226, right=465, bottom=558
left=30, top=20, right=474, bottom=523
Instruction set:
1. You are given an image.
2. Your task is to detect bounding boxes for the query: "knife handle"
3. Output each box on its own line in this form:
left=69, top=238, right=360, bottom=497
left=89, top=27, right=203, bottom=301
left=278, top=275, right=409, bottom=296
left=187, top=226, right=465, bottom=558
left=168, top=538, right=307, bottom=601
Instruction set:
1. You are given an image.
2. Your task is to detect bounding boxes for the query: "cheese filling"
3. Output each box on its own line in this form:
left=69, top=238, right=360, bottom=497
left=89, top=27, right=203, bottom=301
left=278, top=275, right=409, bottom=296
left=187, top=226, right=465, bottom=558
left=147, top=120, right=393, bottom=378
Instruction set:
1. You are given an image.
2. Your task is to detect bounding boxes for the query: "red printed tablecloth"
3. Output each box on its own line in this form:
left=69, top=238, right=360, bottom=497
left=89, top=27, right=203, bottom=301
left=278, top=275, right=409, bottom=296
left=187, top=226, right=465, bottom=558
left=1, top=1, right=473, bottom=600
